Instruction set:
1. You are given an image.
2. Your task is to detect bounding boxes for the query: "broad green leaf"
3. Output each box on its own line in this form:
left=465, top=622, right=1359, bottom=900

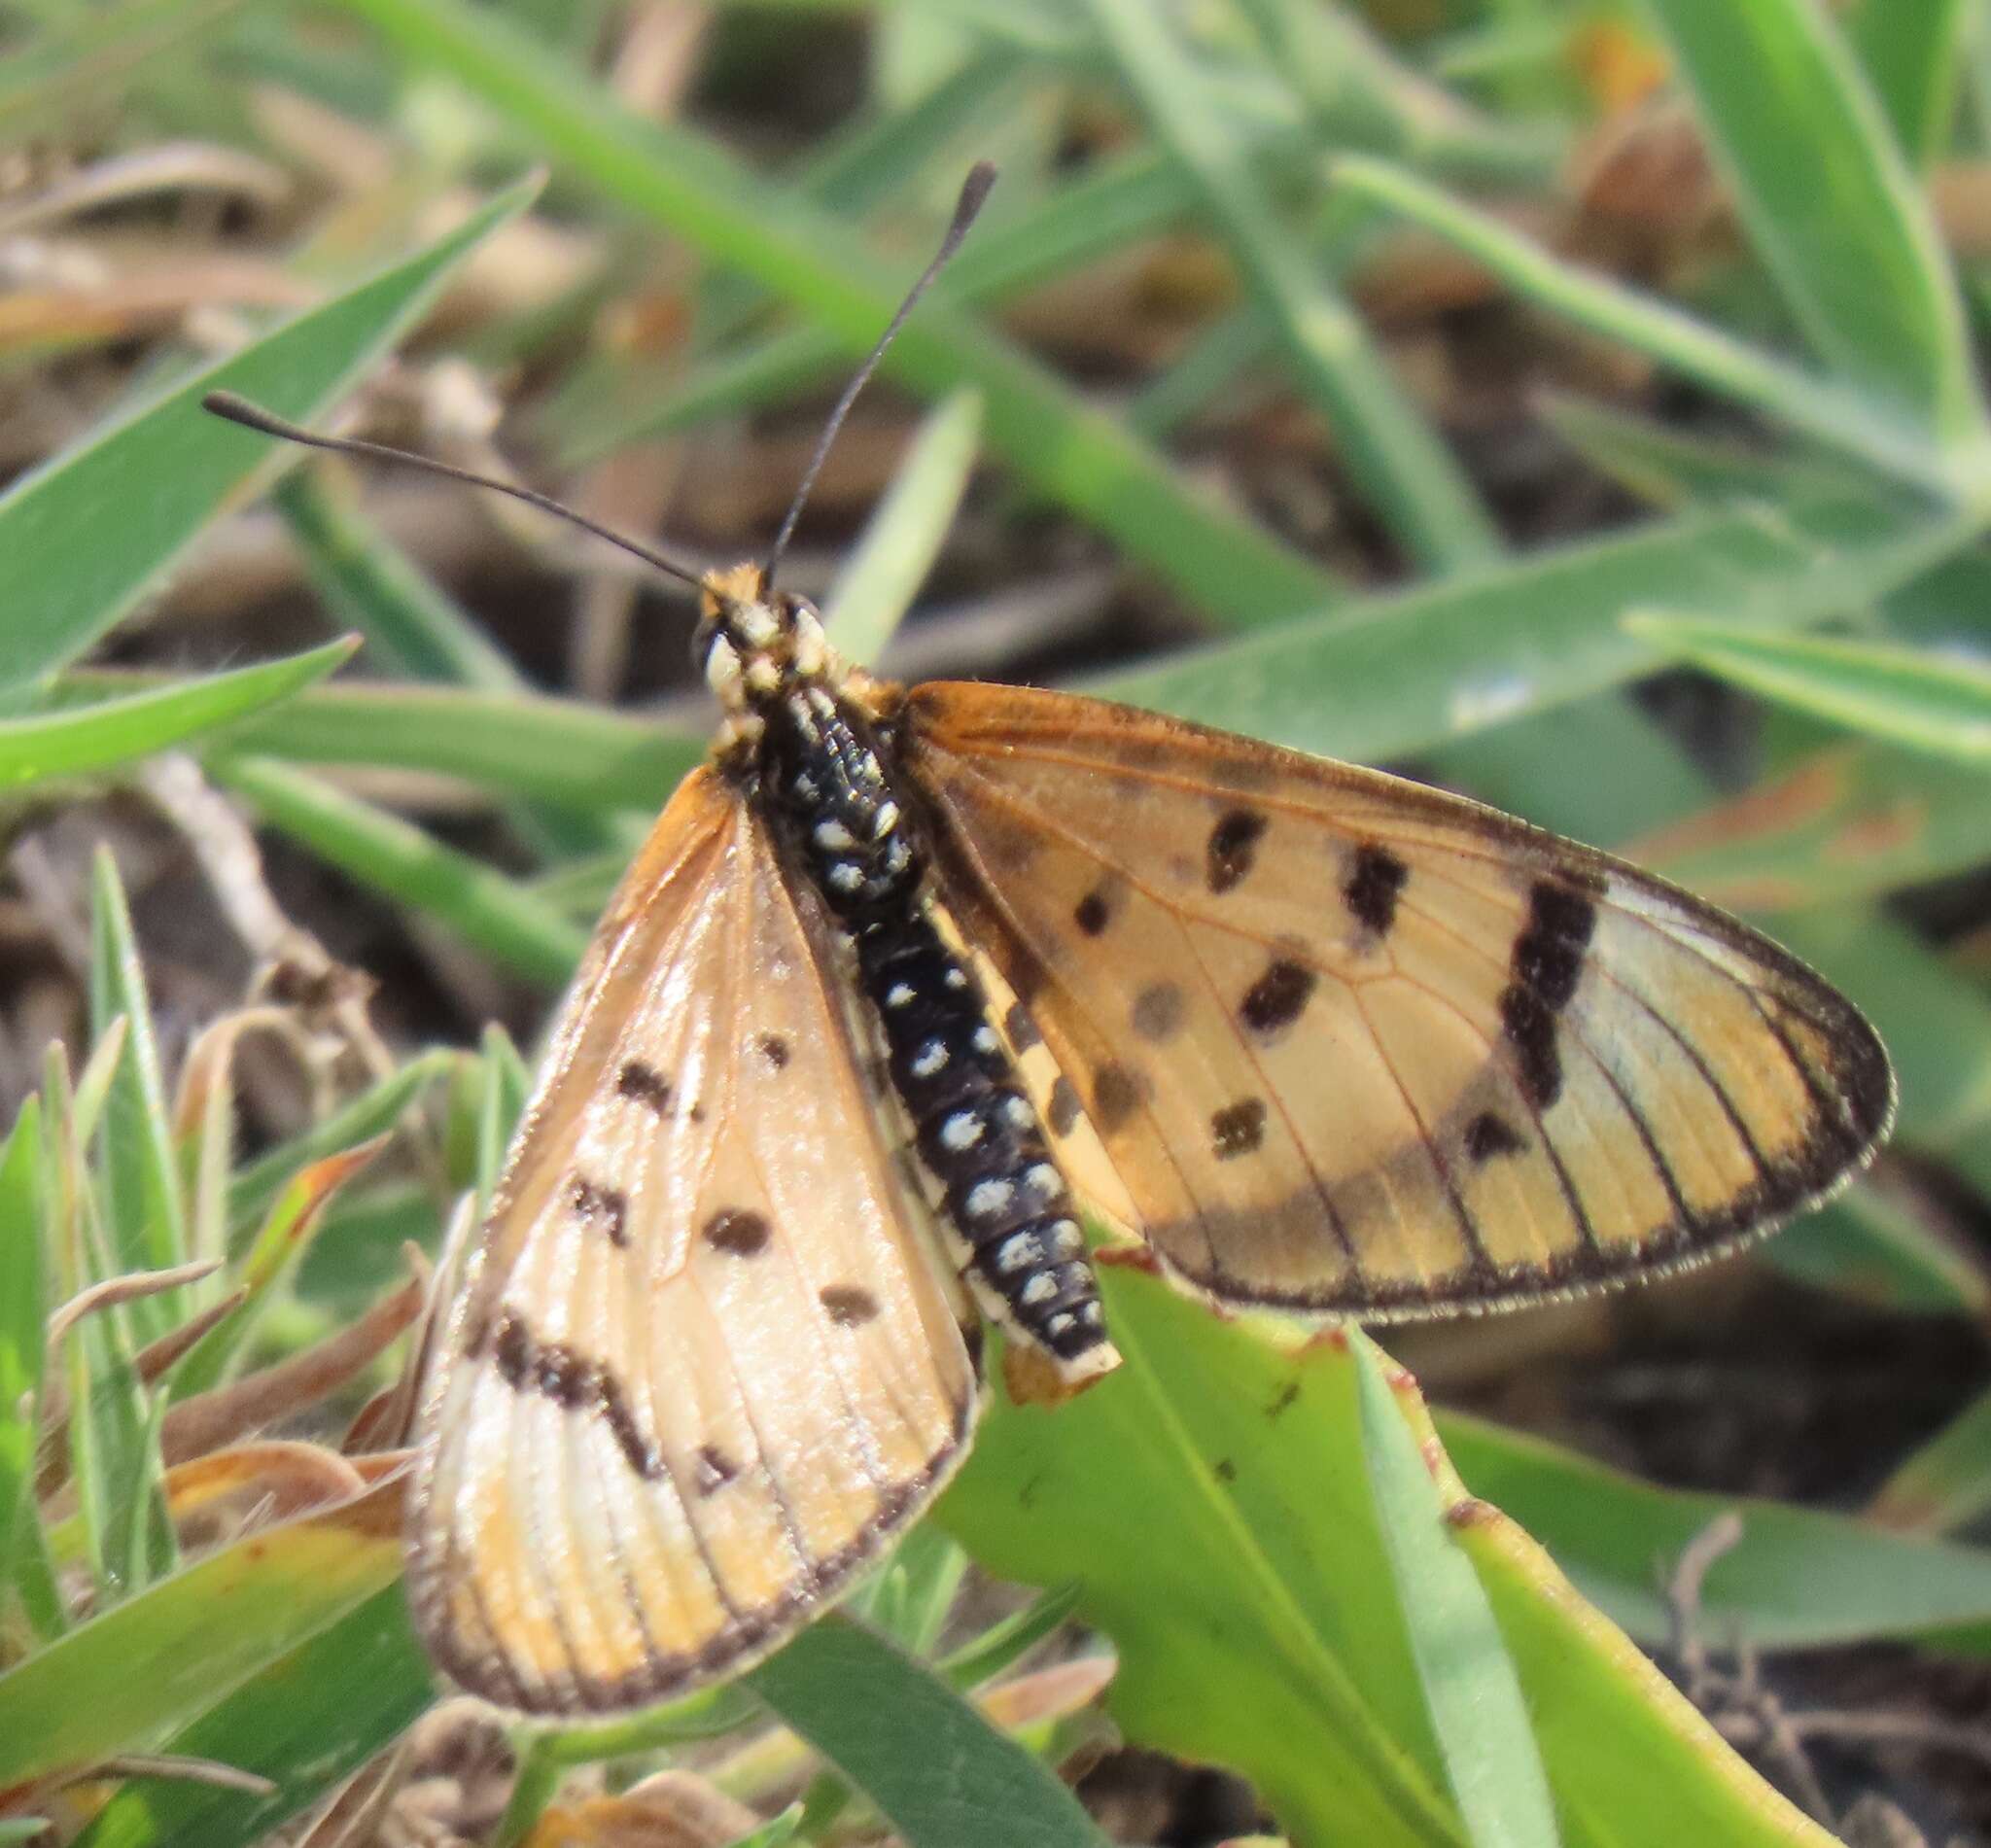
left=70, top=1583, right=432, bottom=1848
left=824, top=387, right=983, bottom=669
left=1764, top=1188, right=1989, bottom=1319
left=323, top=0, right=1335, bottom=630
left=1084, top=0, right=1501, bottom=574
left=1634, top=0, right=1987, bottom=466
left=941, top=1258, right=1832, bottom=1846
left=1439, top=1409, right=1991, bottom=1652
left=748, top=1618, right=1111, bottom=1848
left=1352, top=1341, right=1560, bottom=1848
left=0, top=180, right=538, bottom=691
left=0, top=640, right=357, bottom=789
left=0, top=1482, right=403, bottom=1788
left=1845, top=0, right=1970, bottom=167
left=1626, top=613, right=1991, bottom=765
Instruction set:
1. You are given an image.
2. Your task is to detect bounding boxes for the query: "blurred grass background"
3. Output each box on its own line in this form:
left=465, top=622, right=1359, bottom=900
left=5, top=1, right=1991, bottom=1845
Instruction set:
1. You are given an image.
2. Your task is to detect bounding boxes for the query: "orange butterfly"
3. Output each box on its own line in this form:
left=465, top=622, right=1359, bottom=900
left=208, top=166, right=1892, bottom=1716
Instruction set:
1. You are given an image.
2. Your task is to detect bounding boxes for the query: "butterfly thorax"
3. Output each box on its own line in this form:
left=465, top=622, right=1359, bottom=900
left=698, top=567, right=1111, bottom=1378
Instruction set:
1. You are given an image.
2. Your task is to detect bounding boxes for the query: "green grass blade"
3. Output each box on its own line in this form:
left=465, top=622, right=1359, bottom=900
left=1084, top=0, right=1502, bottom=574
left=748, top=1618, right=1112, bottom=1848
left=1092, top=489, right=1964, bottom=765
left=1846, top=0, right=1970, bottom=167
left=70, top=1585, right=433, bottom=1848
left=0, top=639, right=358, bottom=790
left=1868, top=1384, right=1991, bottom=1536
left=209, top=756, right=588, bottom=987
left=0, top=1489, right=403, bottom=1788
left=0, top=179, right=539, bottom=691
left=324, top=0, right=1335, bottom=629
left=0, top=1099, right=53, bottom=1631
left=1626, top=613, right=1991, bottom=764
left=1353, top=1340, right=1560, bottom=1848
left=88, top=852, right=190, bottom=1341
left=1440, top=1409, right=1991, bottom=1651
left=1329, top=156, right=1952, bottom=491
left=824, top=387, right=983, bottom=668
left=1635, top=0, right=1989, bottom=466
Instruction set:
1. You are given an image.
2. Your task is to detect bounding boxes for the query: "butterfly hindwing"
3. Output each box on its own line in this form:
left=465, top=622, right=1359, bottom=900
left=407, top=768, right=977, bottom=1714
left=903, top=683, right=1893, bottom=1317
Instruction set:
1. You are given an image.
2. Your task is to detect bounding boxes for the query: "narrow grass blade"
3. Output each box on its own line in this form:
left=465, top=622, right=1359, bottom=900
left=748, top=1618, right=1112, bottom=1848
left=1438, top=1410, right=1991, bottom=1650
left=1637, top=0, right=1987, bottom=464
left=824, top=387, right=983, bottom=668
left=1868, top=1385, right=1991, bottom=1535
left=1093, top=489, right=1963, bottom=766
left=1353, top=1339, right=1560, bottom=1848
left=0, top=179, right=538, bottom=690
left=1329, top=156, right=1952, bottom=492
left=0, top=1484, right=404, bottom=1788
left=1626, top=613, right=1991, bottom=765
left=209, top=756, right=588, bottom=987
left=87, top=854, right=190, bottom=1342
left=1084, top=0, right=1501, bottom=574
left=0, top=1099, right=52, bottom=1628
left=1846, top=0, right=1971, bottom=167
left=0, top=639, right=358, bottom=790
left=324, top=0, right=1335, bottom=629
left=70, top=1584, right=433, bottom=1848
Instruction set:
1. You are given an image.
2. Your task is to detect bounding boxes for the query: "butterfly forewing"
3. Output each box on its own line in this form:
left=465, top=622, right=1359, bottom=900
left=408, top=769, right=976, bottom=1714
left=903, top=683, right=1893, bottom=1316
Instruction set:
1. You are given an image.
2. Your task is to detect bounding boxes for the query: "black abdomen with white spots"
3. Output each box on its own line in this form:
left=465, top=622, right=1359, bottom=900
left=762, top=687, right=1105, bottom=1364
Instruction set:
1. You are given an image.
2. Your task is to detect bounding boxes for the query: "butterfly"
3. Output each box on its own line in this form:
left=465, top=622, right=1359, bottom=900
left=207, top=166, right=1892, bottom=1718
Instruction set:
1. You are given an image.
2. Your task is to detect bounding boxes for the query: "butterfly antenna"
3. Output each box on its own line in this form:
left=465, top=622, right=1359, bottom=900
left=201, top=392, right=709, bottom=591
left=762, top=159, right=996, bottom=589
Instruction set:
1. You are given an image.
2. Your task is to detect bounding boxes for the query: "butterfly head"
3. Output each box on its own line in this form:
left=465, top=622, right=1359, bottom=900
left=697, top=562, right=836, bottom=724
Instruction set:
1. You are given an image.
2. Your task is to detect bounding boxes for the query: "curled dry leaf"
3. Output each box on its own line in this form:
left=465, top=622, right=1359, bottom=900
left=162, top=1265, right=426, bottom=1466
left=524, top=1769, right=765, bottom=1848
left=163, top=1439, right=369, bottom=1549
left=976, top=1655, right=1118, bottom=1733
left=44, top=1259, right=222, bottom=1353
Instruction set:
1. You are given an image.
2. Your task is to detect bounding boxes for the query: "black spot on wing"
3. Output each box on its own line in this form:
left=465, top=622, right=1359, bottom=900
left=490, top=1308, right=660, bottom=1479
left=756, top=1033, right=790, bottom=1070
left=1047, top=1074, right=1083, bottom=1137
left=1131, top=981, right=1187, bottom=1042
left=1344, top=844, right=1408, bottom=938
left=1499, top=880, right=1598, bottom=1108
left=616, top=1062, right=672, bottom=1113
left=820, top=1284, right=880, bottom=1326
left=694, top=1443, right=738, bottom=1495
left=1206, top=809, right=1269, bottom=894
left=1211, top=1098, right=1267, bottom=1160
left=1240, top=958, right=1315, bottom=1036
left=1073, top=888, right=1111, bottom=937
left=703, top=1207, right=771, bottom=1257
left=1003, top=1000, right=1041, bottom=1051
left=1092, top=1063, right=1148, bottom=1133
left=1464, top=1110, right=1525, bottom=1163
left=570, top=1176, right=629, bottom=1247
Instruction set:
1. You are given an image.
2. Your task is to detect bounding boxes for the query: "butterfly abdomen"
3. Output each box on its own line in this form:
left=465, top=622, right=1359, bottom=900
left=764, top=686, right=1107, bottom=1368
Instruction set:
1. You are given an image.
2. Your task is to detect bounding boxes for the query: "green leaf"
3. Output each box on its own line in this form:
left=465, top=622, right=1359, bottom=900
left=0, top=1485, right=403, bottom=1788
left=1626, top=613, right=1991, bottom=764
left=1352, top=1341, right=1560, bottom=1848
left=1439, top=1410, right=1991, bottom=1651
left=0, top=640, right=359, bottom=790
left=322, top=0, right=1335, bottom=630
left=1868, top=1384, right=1991, bottom=1536
left=208, top=756, right=588, bottom=987
left=69, top=1584, right=432, bottom=1848
left=0, top=179, right=539, bottom=691
left=941, top=1259, right=1831, bottom=1846
left=1092, top=488, right=1963, bottom=766
left=0, top=1098, right=56, bottom=1633
left=1082, top=0, right=1501, bottom=574
left=88, top=852, right=191, bottom=1342
left=824, top=387, right=983, bottom=669
left=1845, top=0, right=1970, bottom=167
left=1634, top=0, right=1988, bottom=466
left=748, top=1618, right=1111, bottom=1848
left=1328, top=156, right=1954, bottom=491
